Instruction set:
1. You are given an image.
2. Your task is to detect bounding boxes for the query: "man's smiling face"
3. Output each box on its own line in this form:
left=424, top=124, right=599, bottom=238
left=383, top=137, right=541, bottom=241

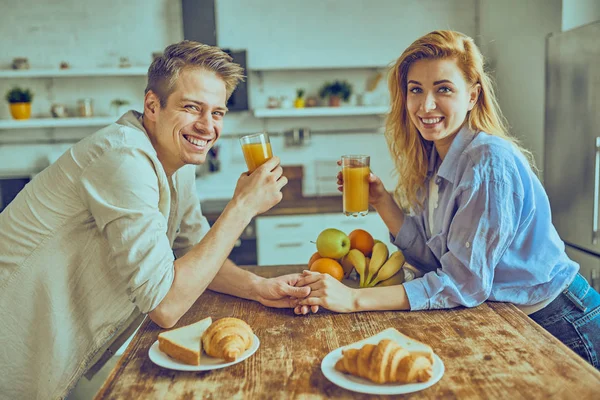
left=149, top=68, right=228, bottom=173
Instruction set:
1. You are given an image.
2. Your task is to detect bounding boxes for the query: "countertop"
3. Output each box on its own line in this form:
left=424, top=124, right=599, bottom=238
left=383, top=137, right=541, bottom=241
left=201, top=195, right=354, bottom=220
left=95, top=265, right=600, bottom=399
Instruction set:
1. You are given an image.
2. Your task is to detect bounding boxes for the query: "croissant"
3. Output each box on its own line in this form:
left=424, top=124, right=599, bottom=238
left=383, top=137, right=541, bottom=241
left=201, top=317, right=254, bottom=362
left=335, top=339, right=433, bottom=384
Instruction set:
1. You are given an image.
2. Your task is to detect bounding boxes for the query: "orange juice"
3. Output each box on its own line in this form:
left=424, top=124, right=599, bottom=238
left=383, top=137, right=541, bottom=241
left=242, top=142, right=273, bottom=173
left=343, top=165, right=370, bottom=215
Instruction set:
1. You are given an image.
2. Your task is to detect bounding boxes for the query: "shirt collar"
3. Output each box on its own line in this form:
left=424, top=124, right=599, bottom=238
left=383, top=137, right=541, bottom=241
left=432, top=124, right=478, bottom=184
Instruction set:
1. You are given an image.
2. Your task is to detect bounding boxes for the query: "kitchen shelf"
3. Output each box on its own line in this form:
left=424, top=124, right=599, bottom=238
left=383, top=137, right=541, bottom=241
left=0, top=67, right=149, bottom=78
left=249, top=64, right=389, bottom=72
left=0, top=117, right=117, bottom=129
left=252, top=106, right=389, bottom=118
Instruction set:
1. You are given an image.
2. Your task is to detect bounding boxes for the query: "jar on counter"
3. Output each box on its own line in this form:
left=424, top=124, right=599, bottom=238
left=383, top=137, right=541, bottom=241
left=77, top=99, right=94, bottom=117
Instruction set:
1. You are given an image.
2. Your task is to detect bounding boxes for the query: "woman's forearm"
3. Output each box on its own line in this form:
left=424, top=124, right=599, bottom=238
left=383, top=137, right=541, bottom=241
left=353, top=284, right=411, bottom=311
left=373, top=192, right=405, bottom=236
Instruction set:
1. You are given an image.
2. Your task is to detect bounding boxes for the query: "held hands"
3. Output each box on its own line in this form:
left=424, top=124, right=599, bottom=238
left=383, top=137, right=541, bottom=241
left=337, top=160, right=388, bottom=207
left=293, top=270, right=358, bottom=314
left=233, top=156, right=288, bottom=216
left=254, top=273, right=312, bottom=308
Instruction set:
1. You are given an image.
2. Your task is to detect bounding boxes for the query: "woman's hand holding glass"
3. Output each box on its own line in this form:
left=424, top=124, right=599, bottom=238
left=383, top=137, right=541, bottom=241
left=336, top=160, right=389, bottom=208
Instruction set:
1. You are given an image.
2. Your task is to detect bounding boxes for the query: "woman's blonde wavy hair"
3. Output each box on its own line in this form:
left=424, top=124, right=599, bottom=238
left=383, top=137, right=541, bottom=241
left=385, top=30, right=535, bottom=212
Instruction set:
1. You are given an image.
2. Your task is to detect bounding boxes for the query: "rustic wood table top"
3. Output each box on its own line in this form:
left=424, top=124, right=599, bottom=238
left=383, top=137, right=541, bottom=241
left=96, top=265, right=600, bottom=399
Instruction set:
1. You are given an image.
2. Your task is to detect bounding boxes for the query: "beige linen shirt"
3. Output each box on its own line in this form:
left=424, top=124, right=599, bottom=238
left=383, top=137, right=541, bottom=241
left=0, top=111, right=210, bottom=399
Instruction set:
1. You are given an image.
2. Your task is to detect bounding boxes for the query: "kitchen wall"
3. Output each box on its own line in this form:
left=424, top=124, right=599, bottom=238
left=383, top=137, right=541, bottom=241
left=562, top=0, right=600, bottom=30
left=0, top=0, right=572, bottom=200
left=479, top=0, right=562, bottom=180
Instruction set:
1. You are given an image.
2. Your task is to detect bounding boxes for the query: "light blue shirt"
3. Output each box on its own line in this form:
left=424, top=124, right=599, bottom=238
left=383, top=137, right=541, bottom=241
left=393, top=125, right=578, bottom=310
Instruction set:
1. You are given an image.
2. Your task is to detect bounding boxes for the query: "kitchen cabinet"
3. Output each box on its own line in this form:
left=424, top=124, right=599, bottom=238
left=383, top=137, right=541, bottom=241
left=565, top=246, right=600, bottom=292
left=255, top=212, right=395, bottom=266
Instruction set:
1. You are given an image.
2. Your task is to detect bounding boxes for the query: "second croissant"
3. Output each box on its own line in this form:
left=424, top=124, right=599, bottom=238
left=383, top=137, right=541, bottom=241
left=201, top=317, right=254, bottom=362
left=335, top=339, right=433, bottom=384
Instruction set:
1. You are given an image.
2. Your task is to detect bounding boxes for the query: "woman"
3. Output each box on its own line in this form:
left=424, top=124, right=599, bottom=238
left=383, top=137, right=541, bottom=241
left=294, top=30, right=600, bottom=368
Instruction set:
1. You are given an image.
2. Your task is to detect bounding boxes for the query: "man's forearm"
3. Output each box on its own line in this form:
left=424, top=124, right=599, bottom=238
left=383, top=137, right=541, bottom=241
left=207, top=258, right=264, bottom=301
left=149, top=199, right=252, bottom=327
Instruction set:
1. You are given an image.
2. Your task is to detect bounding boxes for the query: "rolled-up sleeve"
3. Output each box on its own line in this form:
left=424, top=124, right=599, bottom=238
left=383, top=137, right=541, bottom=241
left=173, top=170, right=211, bottom=259
left=403, top=179, right=522, bottom=310
left=79, top=147, right=175, bottom=313
left=393, top=214, right=440, bottom=270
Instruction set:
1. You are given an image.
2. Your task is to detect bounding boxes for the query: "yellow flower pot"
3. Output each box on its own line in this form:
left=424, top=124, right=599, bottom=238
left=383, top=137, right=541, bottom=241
left=294, top=97, right=305, bottom=108
left=9, top=102, right=32, bottom=120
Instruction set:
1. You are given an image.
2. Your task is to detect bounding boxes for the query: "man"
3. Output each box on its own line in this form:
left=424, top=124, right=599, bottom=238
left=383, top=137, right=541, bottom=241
left=0, top=41, right=309, bottom=399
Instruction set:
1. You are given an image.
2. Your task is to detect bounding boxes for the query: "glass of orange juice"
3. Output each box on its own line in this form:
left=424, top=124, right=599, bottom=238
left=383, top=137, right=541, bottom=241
left=342, top=155, right=370, bottom=217
left=240, top=132, right=273, bottom=173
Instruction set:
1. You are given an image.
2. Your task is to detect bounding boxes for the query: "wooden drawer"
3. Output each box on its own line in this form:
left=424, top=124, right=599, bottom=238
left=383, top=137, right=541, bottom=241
left=256, top=214, right=325, bottom=266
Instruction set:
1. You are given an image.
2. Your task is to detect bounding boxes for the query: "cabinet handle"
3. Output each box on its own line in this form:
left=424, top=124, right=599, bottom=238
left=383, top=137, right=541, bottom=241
left=593, top=137, right=600, bottom=244
left=592, top=269, right=600, bottom=292
left=276, top=243, right=303, bottom=248
left=275, top=223, right=302, bottom=228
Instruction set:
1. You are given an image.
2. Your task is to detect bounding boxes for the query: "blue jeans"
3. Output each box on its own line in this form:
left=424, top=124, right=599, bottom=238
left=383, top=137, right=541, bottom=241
left=530, top=273, right=600, bottom=369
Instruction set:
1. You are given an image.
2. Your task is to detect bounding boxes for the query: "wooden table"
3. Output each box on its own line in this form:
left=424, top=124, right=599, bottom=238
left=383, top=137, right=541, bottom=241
left=96, top=266, right=600, bottom=399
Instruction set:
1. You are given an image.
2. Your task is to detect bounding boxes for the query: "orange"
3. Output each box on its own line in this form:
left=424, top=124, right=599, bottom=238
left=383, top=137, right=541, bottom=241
left=348, top=229, right=375, bottom=256
left=309, top=258, right=344, bottom=281
left=308, top=251, right=322, bottom=268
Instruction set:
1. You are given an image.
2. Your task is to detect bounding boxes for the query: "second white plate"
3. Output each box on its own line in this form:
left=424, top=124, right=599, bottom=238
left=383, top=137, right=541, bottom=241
left=320, top=329, right=444, bottom=395
left=148, top=334, right=260, bottom=371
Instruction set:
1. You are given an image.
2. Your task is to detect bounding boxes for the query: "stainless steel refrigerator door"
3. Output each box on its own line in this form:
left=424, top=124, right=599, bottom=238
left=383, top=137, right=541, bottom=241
left=565, top=245, right=600, bottom=293
left=544, top=21, right=600, bottom=254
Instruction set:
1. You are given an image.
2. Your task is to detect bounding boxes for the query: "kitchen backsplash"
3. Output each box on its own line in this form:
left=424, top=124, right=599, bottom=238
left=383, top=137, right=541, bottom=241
left=195, top=131, right=396, bottom=201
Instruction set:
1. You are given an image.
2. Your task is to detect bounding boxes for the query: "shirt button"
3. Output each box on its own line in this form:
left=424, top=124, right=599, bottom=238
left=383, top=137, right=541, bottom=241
left=466, top=242, right=471, bottom=248
left=435, top=177, right=442, bottom=185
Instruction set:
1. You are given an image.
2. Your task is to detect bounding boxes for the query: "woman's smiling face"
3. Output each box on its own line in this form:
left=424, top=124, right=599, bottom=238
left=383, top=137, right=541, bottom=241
left=406, top=58, right=479, bottom=149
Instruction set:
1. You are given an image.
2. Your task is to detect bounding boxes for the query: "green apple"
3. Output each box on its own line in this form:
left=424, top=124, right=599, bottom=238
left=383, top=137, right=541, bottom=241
left=316, top=228, right=350, bottom=259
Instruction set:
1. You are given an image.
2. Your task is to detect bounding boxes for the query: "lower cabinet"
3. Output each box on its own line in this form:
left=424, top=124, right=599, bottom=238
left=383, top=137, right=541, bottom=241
left=565, top=245, right=600, bottom=292
left=256, top=212, right=396, bottom=266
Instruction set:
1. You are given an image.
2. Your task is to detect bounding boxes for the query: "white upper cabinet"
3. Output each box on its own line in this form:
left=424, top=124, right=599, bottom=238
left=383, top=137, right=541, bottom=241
left=216, top=0, right=477, bottom=70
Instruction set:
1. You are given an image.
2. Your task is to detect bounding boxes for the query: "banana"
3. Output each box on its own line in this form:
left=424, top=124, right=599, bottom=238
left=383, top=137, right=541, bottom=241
left=340, top=254, right=354, bottom=279
left=376, top=269, right=405, bottom=287
left=346, top=249, right=367, bottom=287
left=370, top=250, right=405, bottom=286
left=365, top=242, right=388, bottom=286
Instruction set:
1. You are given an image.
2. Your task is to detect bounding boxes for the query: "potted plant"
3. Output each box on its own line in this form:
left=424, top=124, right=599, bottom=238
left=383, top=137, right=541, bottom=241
left=111, top=99, right=130, bottom=116
left=318, top=80, right=353, bottom=107
left=5, top=87, right=33, bottom=120
left=294, top=89, right=305, bottom=108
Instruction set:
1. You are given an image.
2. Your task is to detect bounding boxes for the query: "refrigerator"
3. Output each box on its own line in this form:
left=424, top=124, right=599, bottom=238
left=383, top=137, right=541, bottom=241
left=544, top=20, right=600, bottom=292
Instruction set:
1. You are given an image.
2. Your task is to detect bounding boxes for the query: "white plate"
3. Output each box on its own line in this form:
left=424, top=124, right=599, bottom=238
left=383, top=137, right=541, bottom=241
left=148, top=334, right=260, bottom=371
left=321, top=329, right=445, bottom=395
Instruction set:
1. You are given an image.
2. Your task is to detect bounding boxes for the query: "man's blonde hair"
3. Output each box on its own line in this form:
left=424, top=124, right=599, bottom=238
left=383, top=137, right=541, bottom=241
left=145, top=40, right=245, bottom=106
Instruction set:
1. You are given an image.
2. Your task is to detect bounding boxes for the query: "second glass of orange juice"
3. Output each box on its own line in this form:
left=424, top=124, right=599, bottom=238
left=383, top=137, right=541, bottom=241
left=342, top=155, right=370, bottom=217
left=240, top=132, right=273, bottom=173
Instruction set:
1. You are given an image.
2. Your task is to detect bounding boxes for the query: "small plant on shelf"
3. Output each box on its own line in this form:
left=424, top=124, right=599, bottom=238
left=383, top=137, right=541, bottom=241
left=294, top=88, right=305, bottom=108
left=111, top=98, right=130, bottom=116
left=5, top=87, right=34, bottom=120
left=318, top=80, right=353, bottom=107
